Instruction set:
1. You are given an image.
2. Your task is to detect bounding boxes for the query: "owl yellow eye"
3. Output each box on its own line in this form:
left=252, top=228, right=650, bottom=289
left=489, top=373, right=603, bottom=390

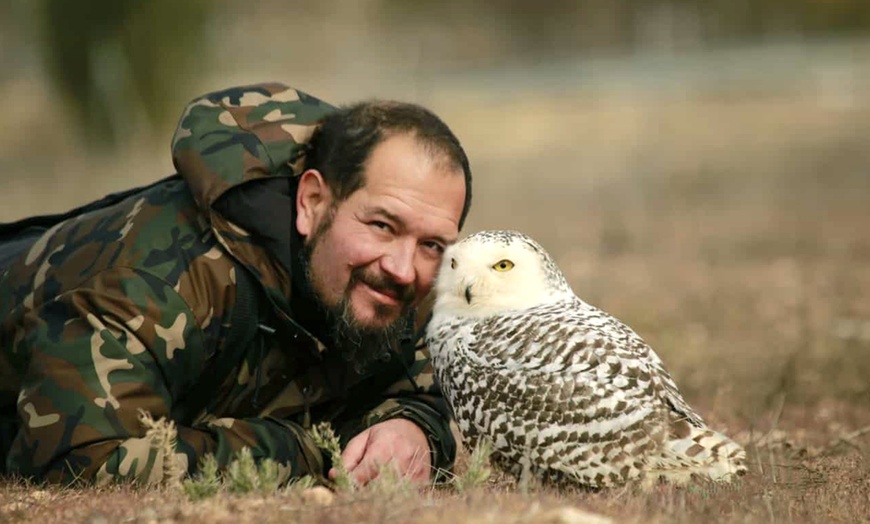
left=450, top=258, right=457, bottom=269
left=492, top=259, right=514, bottom=272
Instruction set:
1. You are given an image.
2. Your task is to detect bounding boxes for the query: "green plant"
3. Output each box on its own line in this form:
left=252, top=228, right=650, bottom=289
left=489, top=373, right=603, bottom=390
left=225, top=447, right=282, bottom=495
left=454, top=440, right=493, bottom=493
left=309, top=422, right=356, bottom=492
left=181, top=448, right=285, bottom=501
left=182, top=454, right=220, bottom=501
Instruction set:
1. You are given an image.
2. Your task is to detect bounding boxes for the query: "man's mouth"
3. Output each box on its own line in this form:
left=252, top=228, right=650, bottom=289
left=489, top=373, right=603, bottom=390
left=361, top=282, right=401, bottom=305
left=352, top=269, right=414, bottom=308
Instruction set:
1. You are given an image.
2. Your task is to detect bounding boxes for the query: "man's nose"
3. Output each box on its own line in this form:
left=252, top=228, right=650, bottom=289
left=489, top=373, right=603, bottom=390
left=381, top=240, right=416, bottom=286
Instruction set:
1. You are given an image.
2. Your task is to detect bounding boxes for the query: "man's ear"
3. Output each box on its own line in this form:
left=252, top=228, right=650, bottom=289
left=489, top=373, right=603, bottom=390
left=296, top=169, right=333, bottom=236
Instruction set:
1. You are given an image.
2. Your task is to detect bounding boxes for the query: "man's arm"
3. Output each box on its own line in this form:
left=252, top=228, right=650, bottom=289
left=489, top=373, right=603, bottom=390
left=334, top=344, right=457, bottom=485
left=8, top=267, right=322, bottom=485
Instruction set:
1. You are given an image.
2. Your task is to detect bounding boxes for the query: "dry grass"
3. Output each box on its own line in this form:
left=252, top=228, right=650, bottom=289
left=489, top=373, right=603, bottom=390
left=1, top=439, right=868, bottom=523
left=3, top=45, right=870, bottom=523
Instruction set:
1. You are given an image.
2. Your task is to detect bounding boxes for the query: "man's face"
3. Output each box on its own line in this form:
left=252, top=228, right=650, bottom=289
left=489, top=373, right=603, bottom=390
left=297, top=132, right=466, bottom=336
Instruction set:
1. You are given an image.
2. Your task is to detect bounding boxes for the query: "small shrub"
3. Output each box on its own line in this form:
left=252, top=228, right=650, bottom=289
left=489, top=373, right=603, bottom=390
left=309, top=422, right=356, bottom=492
left=182, top=448, right=284, bottom=501
left=454, top=440, right=493, bottom=493
left=225, top=447, right=282, bottom=495
left=182, top=454, right=221, bottom=501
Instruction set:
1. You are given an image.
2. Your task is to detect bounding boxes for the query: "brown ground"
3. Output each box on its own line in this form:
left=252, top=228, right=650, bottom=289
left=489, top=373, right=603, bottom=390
left=2, top=67, right=870, bottom=523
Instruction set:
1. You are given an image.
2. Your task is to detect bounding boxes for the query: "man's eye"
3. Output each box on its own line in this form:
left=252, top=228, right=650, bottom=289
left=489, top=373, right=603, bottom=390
left=371, top=221, right=391, bottom=231
left=422, top=241, right=444, bottom=254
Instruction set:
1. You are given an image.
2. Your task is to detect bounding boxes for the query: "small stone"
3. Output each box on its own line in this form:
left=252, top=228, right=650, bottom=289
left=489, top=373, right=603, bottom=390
left=300, top=486, right=335, bottom=506
left=28, top=489, right=50, bottom=501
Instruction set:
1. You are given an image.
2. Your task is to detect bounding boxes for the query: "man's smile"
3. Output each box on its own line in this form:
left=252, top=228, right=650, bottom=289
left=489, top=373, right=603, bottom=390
left=359, top=280, right=401, bottom=306
left=351, top=266, right=416, bottom=310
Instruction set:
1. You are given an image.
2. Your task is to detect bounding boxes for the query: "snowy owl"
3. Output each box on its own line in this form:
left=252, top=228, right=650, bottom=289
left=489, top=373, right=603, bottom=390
left=426, top=230, right=746, bottom=488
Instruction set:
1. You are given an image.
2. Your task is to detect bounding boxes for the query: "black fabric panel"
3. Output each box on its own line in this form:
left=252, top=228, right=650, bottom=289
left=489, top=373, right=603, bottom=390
left=212, top=177, right=296, bottom=279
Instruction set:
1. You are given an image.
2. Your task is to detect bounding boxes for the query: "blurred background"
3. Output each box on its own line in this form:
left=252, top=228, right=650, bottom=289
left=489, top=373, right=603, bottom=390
left=1, top=0, right=869, bottom=428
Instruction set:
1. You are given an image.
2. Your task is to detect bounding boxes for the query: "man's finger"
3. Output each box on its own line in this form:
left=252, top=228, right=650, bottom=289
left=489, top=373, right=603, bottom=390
left=350, top=454, right=388, bottom=485
left=340, top=428, right=371, bottom=472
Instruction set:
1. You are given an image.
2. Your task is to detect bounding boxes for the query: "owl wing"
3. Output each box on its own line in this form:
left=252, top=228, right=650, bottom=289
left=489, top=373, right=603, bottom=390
left=572, top=299, right=705, bottom=427
left=442, top=301, right=675, bottom=485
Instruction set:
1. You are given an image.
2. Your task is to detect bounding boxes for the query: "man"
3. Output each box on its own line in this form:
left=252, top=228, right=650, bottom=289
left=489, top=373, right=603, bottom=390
left=0, top=82, right=471, bottom=486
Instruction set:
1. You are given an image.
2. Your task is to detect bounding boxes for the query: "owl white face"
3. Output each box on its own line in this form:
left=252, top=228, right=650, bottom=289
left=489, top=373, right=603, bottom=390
left=432, top=230, right=574, bottom=318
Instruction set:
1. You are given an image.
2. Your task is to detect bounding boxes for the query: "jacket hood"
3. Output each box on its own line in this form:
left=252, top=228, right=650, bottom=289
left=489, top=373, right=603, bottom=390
left=171, top=82, right=337, bottom=316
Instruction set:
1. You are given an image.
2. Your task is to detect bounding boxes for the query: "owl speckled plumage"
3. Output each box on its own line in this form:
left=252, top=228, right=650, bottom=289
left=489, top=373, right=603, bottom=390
left=426, top=230, right=746, bottom=488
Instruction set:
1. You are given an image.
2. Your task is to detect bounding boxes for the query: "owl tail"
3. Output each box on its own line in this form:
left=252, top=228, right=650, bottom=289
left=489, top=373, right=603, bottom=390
left=646, top=418, right=747, bottom=485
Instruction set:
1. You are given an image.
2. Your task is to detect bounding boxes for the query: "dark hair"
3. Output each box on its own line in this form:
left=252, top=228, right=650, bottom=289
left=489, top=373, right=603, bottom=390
left=304, top=101, right=473, bottom=230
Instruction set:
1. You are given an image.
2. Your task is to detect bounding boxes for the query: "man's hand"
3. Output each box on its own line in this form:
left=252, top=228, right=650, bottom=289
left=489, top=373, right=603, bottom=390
left=329, top=418, right=431, bottom=487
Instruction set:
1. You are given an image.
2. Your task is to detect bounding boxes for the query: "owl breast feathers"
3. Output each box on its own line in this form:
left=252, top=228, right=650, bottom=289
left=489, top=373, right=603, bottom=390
left=426, top=230, right=746, bottom=488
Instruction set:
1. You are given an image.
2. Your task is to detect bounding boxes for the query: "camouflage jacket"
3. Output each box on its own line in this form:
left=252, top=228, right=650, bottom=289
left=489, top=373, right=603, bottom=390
left=0, top=83, right=456, bottom=485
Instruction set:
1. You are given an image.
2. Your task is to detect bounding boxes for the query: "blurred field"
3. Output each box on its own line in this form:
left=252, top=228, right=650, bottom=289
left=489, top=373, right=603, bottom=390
left=2, top=27, right=870, bottom=524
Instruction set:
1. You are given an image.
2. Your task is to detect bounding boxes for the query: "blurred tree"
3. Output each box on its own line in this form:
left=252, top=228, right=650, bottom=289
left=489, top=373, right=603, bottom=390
left=38, top=0, right=214, bottom=148
left=32, top=0, right=870, bottom=150
left=381, top=0, right=870, bottom=59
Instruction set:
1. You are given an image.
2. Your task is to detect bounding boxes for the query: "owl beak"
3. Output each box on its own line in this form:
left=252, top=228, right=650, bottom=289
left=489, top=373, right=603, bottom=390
left=464, top=285, right=473, bottom=304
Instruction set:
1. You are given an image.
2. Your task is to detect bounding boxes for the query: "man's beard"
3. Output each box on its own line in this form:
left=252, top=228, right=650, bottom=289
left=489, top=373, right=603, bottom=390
left=299, top=210, right=415, bottom=374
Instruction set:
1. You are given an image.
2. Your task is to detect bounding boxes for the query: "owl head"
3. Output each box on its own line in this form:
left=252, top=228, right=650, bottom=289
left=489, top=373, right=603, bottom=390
left=432, top=230, right=574, bottom=318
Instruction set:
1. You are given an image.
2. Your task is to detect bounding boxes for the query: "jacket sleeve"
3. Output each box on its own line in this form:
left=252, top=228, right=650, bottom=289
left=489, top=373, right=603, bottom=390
left=7, top=267, right=323, bottom=485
